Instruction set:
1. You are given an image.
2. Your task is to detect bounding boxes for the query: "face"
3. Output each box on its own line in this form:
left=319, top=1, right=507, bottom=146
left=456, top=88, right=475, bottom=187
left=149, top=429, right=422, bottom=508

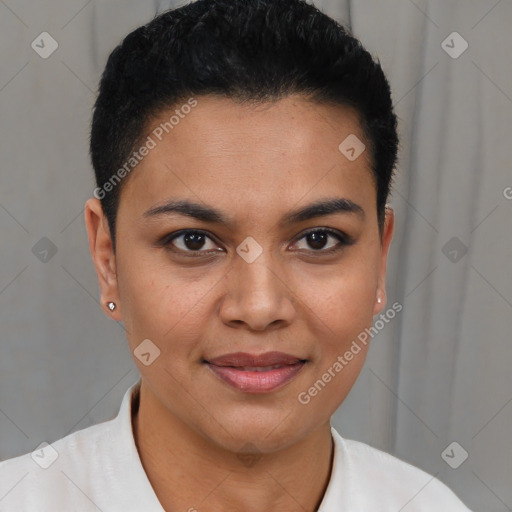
left=85, top=94, right=394, bottom=453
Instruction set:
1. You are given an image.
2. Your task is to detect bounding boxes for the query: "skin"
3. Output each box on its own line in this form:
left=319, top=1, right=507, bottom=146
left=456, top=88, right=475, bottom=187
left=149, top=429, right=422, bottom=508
left=85, top=94, right=394, bottom=512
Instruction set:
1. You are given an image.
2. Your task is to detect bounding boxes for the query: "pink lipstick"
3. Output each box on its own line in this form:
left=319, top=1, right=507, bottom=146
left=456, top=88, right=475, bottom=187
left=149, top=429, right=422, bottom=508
left=204, top=351, right=306, bottom=393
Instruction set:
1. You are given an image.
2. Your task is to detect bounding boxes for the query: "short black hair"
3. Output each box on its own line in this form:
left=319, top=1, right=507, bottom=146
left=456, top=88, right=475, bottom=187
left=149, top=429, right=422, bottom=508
left=90, top=0, right=399, bottom=251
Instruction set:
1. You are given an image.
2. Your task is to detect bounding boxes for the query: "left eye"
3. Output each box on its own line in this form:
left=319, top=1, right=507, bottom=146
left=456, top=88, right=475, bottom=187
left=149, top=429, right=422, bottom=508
left=293, top=229, right=348, bottom=252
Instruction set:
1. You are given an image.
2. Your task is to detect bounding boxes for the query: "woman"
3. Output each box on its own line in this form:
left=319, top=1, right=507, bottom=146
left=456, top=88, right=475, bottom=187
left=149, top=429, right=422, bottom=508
left=0, top=0, right=472, bottom=510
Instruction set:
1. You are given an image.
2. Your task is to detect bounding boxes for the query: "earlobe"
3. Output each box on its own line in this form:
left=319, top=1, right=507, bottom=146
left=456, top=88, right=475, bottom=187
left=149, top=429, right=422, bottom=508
left=373, top=292, right=386, bottom=316
left=373, top=206, right=395, bottom=316
left=84, top=198, right=122, bottom=320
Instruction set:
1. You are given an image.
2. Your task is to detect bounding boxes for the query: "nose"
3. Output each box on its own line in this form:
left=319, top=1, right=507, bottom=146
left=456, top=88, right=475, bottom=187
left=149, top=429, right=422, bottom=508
left=219, top=252, right=296, bottom=332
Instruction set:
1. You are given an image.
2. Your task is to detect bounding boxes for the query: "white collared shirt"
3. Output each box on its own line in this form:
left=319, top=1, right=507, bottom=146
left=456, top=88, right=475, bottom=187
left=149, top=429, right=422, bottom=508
left=0, top=379, right=471, bottom=511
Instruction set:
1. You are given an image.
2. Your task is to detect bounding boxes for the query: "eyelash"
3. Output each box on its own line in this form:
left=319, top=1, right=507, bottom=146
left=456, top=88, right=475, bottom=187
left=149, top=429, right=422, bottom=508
left=159, top=228, right=353, bottom=257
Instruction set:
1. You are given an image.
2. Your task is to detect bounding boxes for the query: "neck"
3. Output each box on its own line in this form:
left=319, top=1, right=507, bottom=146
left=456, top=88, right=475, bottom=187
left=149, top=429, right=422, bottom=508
left=131, top=381, right=334, bottom=512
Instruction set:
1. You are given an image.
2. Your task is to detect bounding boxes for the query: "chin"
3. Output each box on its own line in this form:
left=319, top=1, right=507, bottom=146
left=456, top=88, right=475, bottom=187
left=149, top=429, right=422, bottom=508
left=197, top=405, right=318, bottom=455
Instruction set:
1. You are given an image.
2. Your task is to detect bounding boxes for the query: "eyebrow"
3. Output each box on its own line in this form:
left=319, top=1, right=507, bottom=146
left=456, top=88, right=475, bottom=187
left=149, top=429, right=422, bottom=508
left=143, top=197, right=365, bottom=227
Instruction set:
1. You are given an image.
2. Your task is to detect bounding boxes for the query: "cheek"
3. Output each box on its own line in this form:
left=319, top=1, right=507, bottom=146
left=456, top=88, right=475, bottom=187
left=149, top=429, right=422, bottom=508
left=294, top=252, right=379, bottom=329
left=293, top=266, right=376, bottom=419
left=117, top=254, right=219, bottom=351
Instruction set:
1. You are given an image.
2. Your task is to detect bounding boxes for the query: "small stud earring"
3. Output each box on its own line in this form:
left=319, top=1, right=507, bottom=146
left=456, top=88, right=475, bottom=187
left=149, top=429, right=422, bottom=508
left=377, top=297, right=382, bottom=304
left=107, top=301, right=116, bottom=311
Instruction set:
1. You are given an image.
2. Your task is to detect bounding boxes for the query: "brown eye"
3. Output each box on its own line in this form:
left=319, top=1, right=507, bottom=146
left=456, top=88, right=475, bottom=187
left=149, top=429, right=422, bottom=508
left=164, top=230, right=223, bottom=254
left=305, top=231, right=329, bottom=250
left=294, top=229, right=350, bottom=253
left=180, top=232, right=207, bottom=251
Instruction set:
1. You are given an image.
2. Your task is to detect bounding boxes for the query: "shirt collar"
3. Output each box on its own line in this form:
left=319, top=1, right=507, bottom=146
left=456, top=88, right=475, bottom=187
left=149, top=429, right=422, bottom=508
left=111, top=378, right=165, bottom=510
left=118, top=379, right=348, bottom=511
left=318, top=428, right=353, bottom=511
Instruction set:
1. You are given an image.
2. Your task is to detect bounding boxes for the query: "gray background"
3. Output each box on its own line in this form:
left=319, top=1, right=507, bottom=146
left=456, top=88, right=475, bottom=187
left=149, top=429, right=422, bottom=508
left=1, top=0, right=511, bottom=510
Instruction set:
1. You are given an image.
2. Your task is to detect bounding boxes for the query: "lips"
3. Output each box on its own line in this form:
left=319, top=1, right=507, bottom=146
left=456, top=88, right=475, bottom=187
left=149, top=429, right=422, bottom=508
left=204, top=351, right=307, bottom=393
left=207, top=351, right=303, bottom=368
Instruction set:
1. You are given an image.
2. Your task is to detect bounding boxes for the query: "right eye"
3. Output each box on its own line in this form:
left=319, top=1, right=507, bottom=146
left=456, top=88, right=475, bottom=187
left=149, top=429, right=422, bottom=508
left=161, top=229, right=224, bottom=256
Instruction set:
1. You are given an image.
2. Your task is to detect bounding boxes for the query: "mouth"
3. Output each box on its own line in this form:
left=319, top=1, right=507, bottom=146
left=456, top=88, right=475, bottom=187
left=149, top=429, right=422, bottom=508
left=203, top=351, right=307, bottom=393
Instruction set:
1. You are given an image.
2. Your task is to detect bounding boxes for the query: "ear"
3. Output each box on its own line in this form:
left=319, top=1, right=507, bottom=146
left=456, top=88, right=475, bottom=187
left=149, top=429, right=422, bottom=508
left=84, top=198, right=122, bottom=320
left=373, top=206, right=394, bottom=316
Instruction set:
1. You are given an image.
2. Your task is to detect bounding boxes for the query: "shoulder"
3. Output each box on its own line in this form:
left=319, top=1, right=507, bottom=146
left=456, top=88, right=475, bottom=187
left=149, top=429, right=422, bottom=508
left=0, top=380, right=145, bottom=511
left=0, top=418, right=116, bottom=510
left=331, top=429, right=472, bottom=511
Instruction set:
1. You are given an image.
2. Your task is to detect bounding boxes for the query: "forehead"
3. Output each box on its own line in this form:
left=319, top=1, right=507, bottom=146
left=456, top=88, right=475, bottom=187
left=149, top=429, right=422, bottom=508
left=119, top=94, right=376, bottom=220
